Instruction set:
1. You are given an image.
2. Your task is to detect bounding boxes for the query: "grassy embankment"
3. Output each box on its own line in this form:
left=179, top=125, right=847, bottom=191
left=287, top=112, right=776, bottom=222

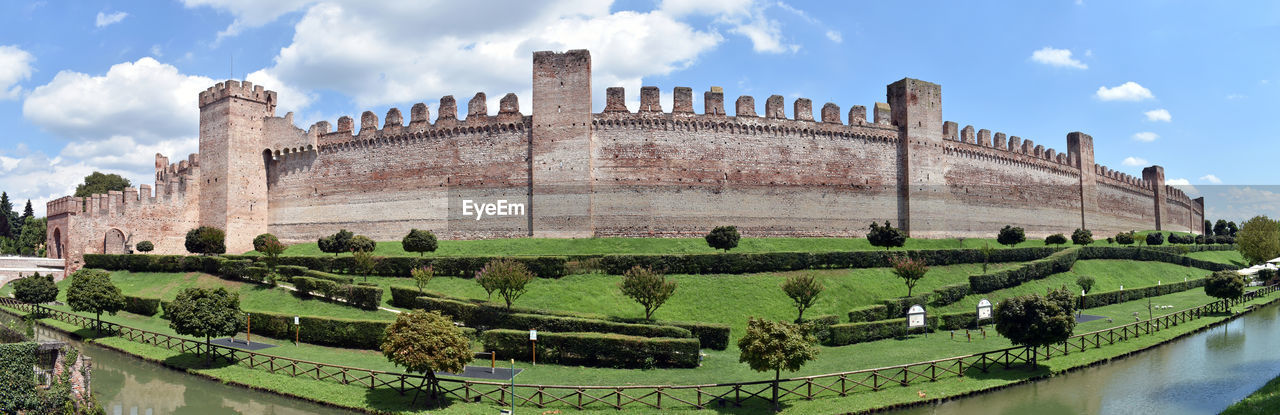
left=1222, top=374, right=1280, bottom=415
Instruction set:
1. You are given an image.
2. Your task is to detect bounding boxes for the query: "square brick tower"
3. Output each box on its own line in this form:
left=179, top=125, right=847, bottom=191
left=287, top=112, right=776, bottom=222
left=531, top=50, right=594, bottom=238
left=197, top=80, right=276, bottom=253
left=888, top=78, right=944, bottom=237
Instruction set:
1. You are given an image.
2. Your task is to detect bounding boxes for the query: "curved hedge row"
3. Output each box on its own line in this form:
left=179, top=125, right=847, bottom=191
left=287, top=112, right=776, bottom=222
left=1082, top=278, right=1207, bottom=309
left=122, top=295, right=160, bottom=317
left=409, top=295, right=693, bottom=339
left=969, top=248, right=1079, bottom=293
left=480, top=329, right=700, bottom=368
left=599, top=247, right=1060, bottom=275
left=222, top=255, right=570, bottom=279
left=1076, top=246, right=1238, bottom=271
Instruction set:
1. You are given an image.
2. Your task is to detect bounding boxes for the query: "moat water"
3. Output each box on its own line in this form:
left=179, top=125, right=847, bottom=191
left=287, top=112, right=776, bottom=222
left=895, top=300, right=1280, bottom=415
left=0, top=312, right=357, bottom=415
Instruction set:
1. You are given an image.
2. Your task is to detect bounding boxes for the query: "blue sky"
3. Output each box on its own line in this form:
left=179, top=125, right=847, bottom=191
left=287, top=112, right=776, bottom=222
left=0, top=0, right=1276, bottom=222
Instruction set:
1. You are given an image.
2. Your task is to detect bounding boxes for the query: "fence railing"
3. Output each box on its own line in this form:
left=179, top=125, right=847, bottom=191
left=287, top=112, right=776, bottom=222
left=2, top=284, right=1275, bottom=411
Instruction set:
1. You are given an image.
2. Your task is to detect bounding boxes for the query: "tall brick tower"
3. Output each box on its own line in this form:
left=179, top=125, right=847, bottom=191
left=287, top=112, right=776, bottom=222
left=531, top=50, right=593, bottom=238
left=1143, top=165, right=1167, bottom=231
left=1068, top=132, right=1097, bottom=230
left=197, top=80, right=276, bottom=253
left=888, top=78, right=944, bottom=237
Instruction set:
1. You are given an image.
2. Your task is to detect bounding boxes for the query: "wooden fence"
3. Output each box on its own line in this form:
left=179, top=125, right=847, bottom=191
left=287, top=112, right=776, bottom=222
left=2, top=284, right=1274, bottom=411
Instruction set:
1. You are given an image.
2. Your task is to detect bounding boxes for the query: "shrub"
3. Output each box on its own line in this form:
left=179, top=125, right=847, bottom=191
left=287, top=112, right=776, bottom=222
left=1081, top=278, right=1205, bottom=308
left=475, top=259, right=534, bottom=308
left=12, top=273, right=57, bottom=304
left=258, top=237, right=287, bottom=272
left=252, top=233, right=278, bottom=252
left=401, top=229, right=439, bottom=256
left=1044, top=233, right=1068, bottom=245
left=411, top=266, right=435, bottom=293
left=828, top=318, right=929, bottom=345
left=1205, top=270, right=1245, bottom=300
left=352, top=250, right=378, bottom=282
left=409, top=294, right=690, bottom=339
left=1106, top=237, right=1114, bottom=244
left=318, top=229, right=353, bottom=256
left=481, top=330, right=700, bottom=369
left=781, top=274, right=823, bottom=322
left=184, top=226, right=226, bottom=255
left=738, top=317, right=819, bottom=410
left=930, top=284, right=970, bottom=307
left=1115, top=232, right=1135, bottom=245
left=868, top=221, right=907, bottom=250
left=381, top=310, right=472, bottom=394
left=997, top=225, right=1026, bottom=247
left=349, top=235, right=376, bottom=253
left=705, top=226, right=740, bottom=252
left=237, top=311, right=390, bottom=350
left=619, top=266, right=677, bottom=321
left=847, top=304, right=888, bottom=323
left=1072, top=228, right=1093, bottom=245
left=597, top=247, right=1059, bottom=275
left=1076, top=275, right=1096, bottom=295
left=1075, top=246, right=1236, bottom=271
left=1146, top=232, right=1165, bottom=246
left=122, top=295, right=161, bottom=316
left=994, top=288, right=1076, bottom=364
left=135, top=240, right=154, bottom=252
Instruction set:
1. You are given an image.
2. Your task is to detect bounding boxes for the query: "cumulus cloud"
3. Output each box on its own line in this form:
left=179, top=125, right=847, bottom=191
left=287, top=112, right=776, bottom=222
left=1122, top=156, right=1149, bottom=166
left=1200, top=174, right=1223, bottom=184
left=0, top=147, right=125, bottom=217
left=23, top=57, right=214, bottom=144
left=1096, top=82, right=1154, bottom=101
left=1144, top=108, right=1171, bottom=122
left=1132, top=132, right=1159, bottom=142
left=95, top=11, right=128, bottom=27
left=181, top=0, right=315, bottom=39
left=1166, top=178, right=1199, bottom=197
left=1030, top=47, right=1087, bottom=69
left=0, top=45, right=35, bottom=100
left=1205, top=186, right=1280, bottom=224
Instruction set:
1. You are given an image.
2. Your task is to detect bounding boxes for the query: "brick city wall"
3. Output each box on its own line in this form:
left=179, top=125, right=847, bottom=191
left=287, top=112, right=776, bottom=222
left=46, top=49, right=1204, bottom=270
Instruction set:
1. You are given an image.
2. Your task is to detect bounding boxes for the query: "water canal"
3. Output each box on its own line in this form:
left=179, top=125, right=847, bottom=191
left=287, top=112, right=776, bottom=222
left=897, top=301, right=1280, bottom=415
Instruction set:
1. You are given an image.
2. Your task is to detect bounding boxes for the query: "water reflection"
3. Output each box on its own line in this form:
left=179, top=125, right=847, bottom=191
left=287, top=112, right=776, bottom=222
left=898, top=302, right=1280, bottom=415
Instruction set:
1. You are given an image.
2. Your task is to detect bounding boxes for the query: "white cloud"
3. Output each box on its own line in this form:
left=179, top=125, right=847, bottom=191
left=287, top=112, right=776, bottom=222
left=0, top=148, right=123, bottom=217
left=1132, top=132, right=1159, bottom=142
left=95, top=11, right=128, bottom=28
left=181, top=0, right=315, bottom=39
left=1166, top=178, right=1199, bottom=197
left=1226, top=94, right=1245, bottom=100
left=1144, top=108, right=1171, bottom=122
left=0, top=45, right=34, bottom=100
left=245, top=69, right=312, bottom=117
left=23, top=57, right=214, bottom=144
left=1205, top=186, right=1280, bottom=224
left=1122, top=156, right=1149, bottom=166
left=1030, top=47, right=1087, bottom=69
left=825, top=30, right=842, bottom=43
left=1096, top=82, right=1154, bottom=101
left=1200, top=174, right=1223, bottom=184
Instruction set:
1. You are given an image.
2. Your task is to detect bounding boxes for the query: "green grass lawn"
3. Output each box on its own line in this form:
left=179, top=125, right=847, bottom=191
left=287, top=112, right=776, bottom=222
left=936, top=259, right=1214, bottom=313
left=1222, top=373, right=1280, bottom=415
left=266, top=236, right=1062, bottom=257
left=1186, top=249, right=1248, bottom=267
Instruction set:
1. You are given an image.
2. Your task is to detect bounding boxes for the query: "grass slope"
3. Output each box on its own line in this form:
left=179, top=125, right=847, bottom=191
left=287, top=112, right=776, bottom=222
left=936, top=259, right=1214, bottom=313
left=1222, top=373, right=1280, bottom=415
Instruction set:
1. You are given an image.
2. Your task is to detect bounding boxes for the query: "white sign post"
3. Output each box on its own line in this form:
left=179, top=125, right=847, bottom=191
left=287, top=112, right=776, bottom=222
left=529, top=330, right=538, bottom=365
left=907, top=304, right=927, bottom=337
left=976, top=298, right=993, bottom=325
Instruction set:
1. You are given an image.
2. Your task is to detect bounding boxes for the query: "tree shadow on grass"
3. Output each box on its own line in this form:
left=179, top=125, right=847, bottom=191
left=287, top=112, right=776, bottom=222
left=363, top=385, right=460, bottom=413
left=962, top=362, right=1051, bottom=381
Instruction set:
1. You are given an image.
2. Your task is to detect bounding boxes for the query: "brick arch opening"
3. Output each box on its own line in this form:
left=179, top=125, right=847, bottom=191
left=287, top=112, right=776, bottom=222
left=104, top=228, right=127, bottom=255
left=52, top=227, right=63, bottom=259
left=263, top=149, right=275, bottom=190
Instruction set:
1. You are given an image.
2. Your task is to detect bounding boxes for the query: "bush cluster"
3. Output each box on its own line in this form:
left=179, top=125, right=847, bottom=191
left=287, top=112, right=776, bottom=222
left=969, top=249, right=1080, bottom=293
left=1044, top=234, right=1069, bottom=245
left=599, top=247, right=1059, bottom=275
left=828, top=318, right=916, bottom=345
left=846, top=304, right=888, bottom=323
left=480, top=329, right=700, bottom=369
left=291, top=276, right=382, bottom=310
left=122, top=295, right=161, bottom=316
left=1081, top=278, right=1206, bottom=308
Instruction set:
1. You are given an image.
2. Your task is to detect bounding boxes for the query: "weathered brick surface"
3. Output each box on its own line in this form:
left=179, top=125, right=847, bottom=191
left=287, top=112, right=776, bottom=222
left=46, top=49, right=1204, bottom=271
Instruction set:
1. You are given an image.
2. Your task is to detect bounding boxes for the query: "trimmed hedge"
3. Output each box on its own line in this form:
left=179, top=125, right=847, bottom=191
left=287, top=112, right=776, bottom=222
left=1082, top=278, right=1207, bottom=308
left=930, top=284, right=971, bottom=307
left=291, top=276, right=382, bottom=310
left=410, top=295, right=693, bottom=339
left=937, top=311, right=979, bottom=330
left=847, top=304, right=888, bottom=323
left=480, top=329, right=700, bottom=368
left=599, top=247, right=1060, bottom=275
left=828, top=318, right=930, bottom=345
left=242, top=311, right=390, bottom=350
left=969, top=248, right=1079, bottom=293
left=301, top=270, right=355, bottom=285
left=87, top=253, right=570, bottom=279
left=881, top=294, right=931, bottom=319
left=1076, top=246, right=1237, bottom=271
left=122, top=295, right=161, bottom=316
left=388, top=286, right=729, bottom=350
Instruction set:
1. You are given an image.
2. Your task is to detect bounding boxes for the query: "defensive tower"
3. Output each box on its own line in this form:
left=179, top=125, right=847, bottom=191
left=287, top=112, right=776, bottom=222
left=198, top=80, right=277, bottom=253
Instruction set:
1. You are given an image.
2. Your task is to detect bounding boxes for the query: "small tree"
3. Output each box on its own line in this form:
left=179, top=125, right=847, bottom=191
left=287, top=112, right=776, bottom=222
left=135, top=240, right=154, bottom=253
left=705, top=226, right=740, bottom=252
left=474, top=259, right=535, bottom=308
left=167, top=287, right=242, bottom=367
left=1205, top=270, right=1245, bottom=301
left=349, top=235, right=376, bottom=253
left=993, top=288, right=1076, bottom=367
left=1115, top=231, right=1135, bottom=245
left=868, top=221, right=907, bottom=250
left=889, top=255, right=928, bottom=297
left=618, top=266, right=677, bottom=321
left=980, top=243, right=993, bottom=273
left=381, top=310, right=472, bottom=404
left=737, top=317, right=820, bottom=412
left=1146, top=232, right=1165, bottom=246
left=1236, top=215, right=1280, bottom=265
left=1214, top=220, right=1229, bottom=237
left=255, top=234, right=287, bottom=272
left=1106, top=237, right=1114, bottom=244
left=1228, top=221, right=1239, bottom=237
left=781, top=274, right=824, bottom=323
left=1076, top=275, right=1096, bottom=295
left=1205, top=219, right=1214, bottom=236
left=411, top=266, right=435, bottom=293
left=352, top=250, right=378, bottom=282
left=12, top=273, right=57, bottom=304
left=1044, top=233, right=1068, bottom=245
left=402, top=229, right=439, bottom=257
left=1071, top=228, right=1093, bottom=245
left=184, top=226, right=226, bottom=255
left=65, top=269, right=125, bottom=335
left=318, top=229, right=354, bottom=256
left=997, top=225, right=1026, bottom=247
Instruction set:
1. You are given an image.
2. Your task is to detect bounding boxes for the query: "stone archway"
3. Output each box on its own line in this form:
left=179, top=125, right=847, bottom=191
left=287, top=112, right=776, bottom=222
left=52, top=228, right=63, bottom=259
left=104, top=229, right=127, bottom=255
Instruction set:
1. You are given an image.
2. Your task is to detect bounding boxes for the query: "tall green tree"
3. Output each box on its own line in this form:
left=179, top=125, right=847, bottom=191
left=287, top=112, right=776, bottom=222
left=167, top=287, right=242, bottom=367
left=618, top=266, right=677, bottom=321
left=1215, top=220, right=1229, bottom=237
left=1205, top=270, right=1245, bottom=301
left=737, top=317, right=820, bottom=412
left=0, top=192, right=12, bottom=239
left=1204, top=219, right=1213, bottom=236
left=381, top=310, right=472, bottom=404
left=1236, top=216, right=1280, bottom=265
left=993, top=288, right=1076, bottom=367
left=73, top=172, right=131, bottom=198
left=16, top=217, right=46, bottom=256
left=19, top=200, right=32, bottom=223
left=65, top=269, right=125, bottom=335
left=1228, top=221, right=1240, bottom=237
